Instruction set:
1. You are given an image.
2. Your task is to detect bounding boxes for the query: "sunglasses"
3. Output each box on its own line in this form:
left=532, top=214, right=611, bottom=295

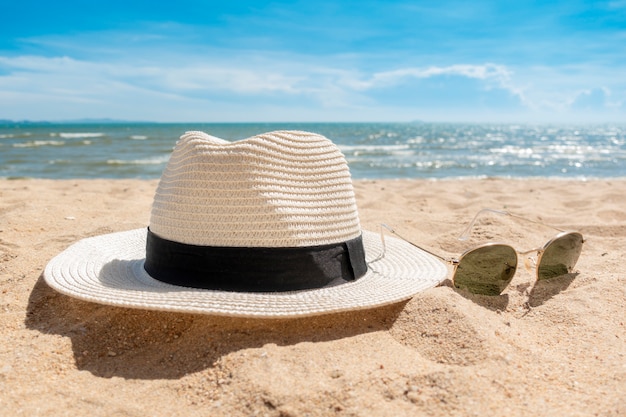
left=381, top=209, right=584, bottom=296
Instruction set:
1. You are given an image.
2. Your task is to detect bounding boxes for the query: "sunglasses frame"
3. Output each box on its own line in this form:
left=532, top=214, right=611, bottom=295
left=381, top=209, right=585, bottom=295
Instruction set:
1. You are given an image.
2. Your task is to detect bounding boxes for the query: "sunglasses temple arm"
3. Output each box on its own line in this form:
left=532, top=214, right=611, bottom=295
left=457, top=208, right=504, bottom=241
left=380, top=224, right=450, bottom=263
left=458, top=208, right=565, bottom=241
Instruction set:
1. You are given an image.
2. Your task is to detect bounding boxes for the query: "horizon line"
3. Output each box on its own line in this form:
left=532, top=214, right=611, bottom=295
left=2, top=119, right=626, bottom=126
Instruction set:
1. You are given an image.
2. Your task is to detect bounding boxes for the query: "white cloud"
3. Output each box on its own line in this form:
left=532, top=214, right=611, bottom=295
left=0, top=53, right=624, bottom=122
left=608, top=0, right=626, bottom=9
left=339, top=63, right=532, bottom=110
left=365, top=63, right=512, bottom=87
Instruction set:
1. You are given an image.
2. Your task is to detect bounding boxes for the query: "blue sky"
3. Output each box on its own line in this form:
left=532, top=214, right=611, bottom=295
left=1, top=0, right=625, bottom=123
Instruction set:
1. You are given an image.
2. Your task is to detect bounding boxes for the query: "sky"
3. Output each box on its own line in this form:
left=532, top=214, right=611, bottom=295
left=1, top=0, right=625, bottom=123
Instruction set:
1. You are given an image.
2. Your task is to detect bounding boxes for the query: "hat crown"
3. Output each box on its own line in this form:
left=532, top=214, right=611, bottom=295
left=149, top=130, right=362, bottom=247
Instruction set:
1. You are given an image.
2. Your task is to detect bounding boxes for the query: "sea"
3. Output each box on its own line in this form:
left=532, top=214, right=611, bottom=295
left=1, top=122, right=625, bottom=180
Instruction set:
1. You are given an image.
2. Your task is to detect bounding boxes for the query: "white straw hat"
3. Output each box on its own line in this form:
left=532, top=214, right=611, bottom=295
left=44, top=130, right=447, bottom=318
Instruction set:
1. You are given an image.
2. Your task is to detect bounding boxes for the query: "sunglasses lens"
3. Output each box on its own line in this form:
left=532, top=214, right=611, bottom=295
left=538, top=232, right=583, bottom=280
left=453, top=245, right=517, bottom=295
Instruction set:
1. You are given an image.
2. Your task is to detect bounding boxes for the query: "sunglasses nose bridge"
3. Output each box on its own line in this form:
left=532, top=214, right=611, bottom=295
left=518, top=247, right=541, bottom=274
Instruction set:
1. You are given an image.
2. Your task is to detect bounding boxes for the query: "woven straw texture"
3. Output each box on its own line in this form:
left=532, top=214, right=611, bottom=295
left=44, top=130, right=448, bottom=317
left=150, top=130, right=361, bottom=247
left=44, top=229, right=447, bottom=318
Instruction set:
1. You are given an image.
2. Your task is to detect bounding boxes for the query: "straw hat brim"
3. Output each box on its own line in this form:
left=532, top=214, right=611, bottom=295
left=44, top=228, right=447, bottom=318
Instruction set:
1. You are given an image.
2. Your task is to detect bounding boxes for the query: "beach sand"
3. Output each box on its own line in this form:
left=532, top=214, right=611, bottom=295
left=1, top=178, right=624, bottom=416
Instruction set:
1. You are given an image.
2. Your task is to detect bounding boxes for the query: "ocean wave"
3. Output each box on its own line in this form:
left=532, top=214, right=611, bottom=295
left=54, top=132, right=105, bottom=139
left=339, top=144, right=410, bottom=152
left=339, top=144, right=412, bottom=158
left=106, top=156, right=169, bottom=165
left=1, top=123, right=624, bottom=179
left=1, top=132, right=33, bottom=139
left=13, top=140, right=66, bottom=148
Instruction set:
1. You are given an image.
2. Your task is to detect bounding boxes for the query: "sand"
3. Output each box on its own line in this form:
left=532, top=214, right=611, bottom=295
left=0, top=178, right=624, bottom=416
